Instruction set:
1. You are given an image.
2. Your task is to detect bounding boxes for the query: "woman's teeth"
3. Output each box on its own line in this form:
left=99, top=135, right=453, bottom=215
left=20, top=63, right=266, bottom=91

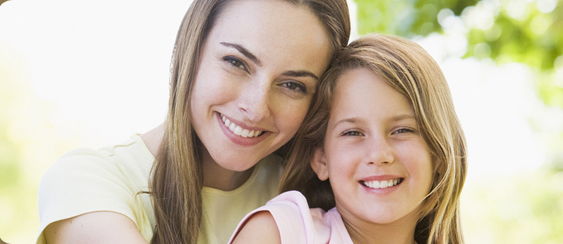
left=221, top=115, right=263, bottom=138
left=362, top=179, right=401, bottom=189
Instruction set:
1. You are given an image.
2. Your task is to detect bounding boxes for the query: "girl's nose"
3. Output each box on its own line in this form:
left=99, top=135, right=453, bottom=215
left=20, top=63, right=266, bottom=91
left=366, top=136, right=395, bottom=165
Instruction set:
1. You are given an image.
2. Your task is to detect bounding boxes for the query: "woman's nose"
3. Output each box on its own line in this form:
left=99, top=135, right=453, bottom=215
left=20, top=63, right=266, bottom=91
left=237, top=81, right=271, bottom=122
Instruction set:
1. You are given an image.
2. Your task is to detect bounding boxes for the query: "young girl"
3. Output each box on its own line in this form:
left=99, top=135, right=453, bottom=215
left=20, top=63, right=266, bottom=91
left=37, top=0, right=350, bottom=243
left=230, top=34, right=467, bottom=244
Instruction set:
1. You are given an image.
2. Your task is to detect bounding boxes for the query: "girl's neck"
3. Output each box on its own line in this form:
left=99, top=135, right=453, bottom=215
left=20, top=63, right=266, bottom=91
left=341, top=210, right=419, bottom=244
left=200, top=147, right=254, bottom=191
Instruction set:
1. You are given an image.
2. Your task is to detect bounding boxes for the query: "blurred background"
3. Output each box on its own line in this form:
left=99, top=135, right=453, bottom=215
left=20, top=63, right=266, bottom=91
left=0, top=0, right=562, bottom=243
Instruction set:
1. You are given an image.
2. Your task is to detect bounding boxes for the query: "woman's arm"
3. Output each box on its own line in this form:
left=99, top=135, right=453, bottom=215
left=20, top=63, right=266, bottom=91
left=44, top=211, right=148, bottom=244
left=231, top=211, right=282, bottom=244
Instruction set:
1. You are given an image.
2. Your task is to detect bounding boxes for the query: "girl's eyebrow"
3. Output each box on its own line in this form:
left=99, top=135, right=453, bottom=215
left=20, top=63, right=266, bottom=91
left=332, top=114, right=416, bottom=128
left=332, top=118, right=358, bottom=129
left=220, top=42, right=262, bottom=66
left=392, top=114, right=417, bottom=122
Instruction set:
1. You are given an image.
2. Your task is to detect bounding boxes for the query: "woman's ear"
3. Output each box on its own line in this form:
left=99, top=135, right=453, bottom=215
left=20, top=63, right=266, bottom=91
left=310, top=147, right=329, bottom=181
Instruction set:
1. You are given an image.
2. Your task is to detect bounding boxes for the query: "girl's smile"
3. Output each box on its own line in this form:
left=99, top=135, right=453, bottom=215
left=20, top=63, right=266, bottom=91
left=359, top=176, right=404, bottom=190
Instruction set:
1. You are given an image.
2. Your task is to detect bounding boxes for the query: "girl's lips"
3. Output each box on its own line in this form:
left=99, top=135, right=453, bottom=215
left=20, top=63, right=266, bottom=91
left=216, top=112, right=269, bottom=146
left=360, top=178, right=403, bottom=189
left=359, top=175, right=404, bottom=190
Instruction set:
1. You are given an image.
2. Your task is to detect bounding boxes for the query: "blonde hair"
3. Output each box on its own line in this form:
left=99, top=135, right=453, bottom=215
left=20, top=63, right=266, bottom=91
left=281, top=34, right=467, bottom=244
left=149, top=0, right=350, bottom=243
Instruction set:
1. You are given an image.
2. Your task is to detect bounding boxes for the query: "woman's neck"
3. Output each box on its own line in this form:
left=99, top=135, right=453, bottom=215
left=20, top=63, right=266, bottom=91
left=341, top=210, right=419, bottom=244
left=200, top=147, right=254, bottom=191
left=142, top=123, right=254, bottom=191
left=140, top=124, right=165, bottom=157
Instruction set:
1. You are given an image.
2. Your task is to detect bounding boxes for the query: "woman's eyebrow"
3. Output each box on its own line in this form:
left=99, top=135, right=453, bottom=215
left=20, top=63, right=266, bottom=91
left=219, top=42, right=318, bottom=80
left=282, top=70, right=319, bottom=80
left=220, top=42, right=261, bottom=66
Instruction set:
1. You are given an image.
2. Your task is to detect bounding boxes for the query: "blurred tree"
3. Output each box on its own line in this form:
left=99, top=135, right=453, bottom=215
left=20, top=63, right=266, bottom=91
left=462, top=170, right=563, bottom=243
left=354, top=0, right=563, bottom=108
left=0, top=44, right=24, bottom=193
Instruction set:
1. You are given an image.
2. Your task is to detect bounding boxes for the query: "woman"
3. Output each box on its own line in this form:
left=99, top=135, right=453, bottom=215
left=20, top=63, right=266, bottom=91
left=37, top=0, right=350, bottom=243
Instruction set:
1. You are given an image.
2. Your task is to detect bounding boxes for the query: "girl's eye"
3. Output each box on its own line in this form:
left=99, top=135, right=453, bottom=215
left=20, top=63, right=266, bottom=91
left=392, top=128, right=415, bottom=135
left=223, top=56, right=247, bottom=71
left=342, top=130, right=363, bottom=136
left=280, top=81, right=307, bottom=94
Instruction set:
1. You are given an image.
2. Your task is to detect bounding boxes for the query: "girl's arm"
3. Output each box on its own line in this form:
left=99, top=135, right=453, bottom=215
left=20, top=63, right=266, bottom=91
left=44, top=211, right=148, bottom=244
left=231, top=211, right=282, bottom=244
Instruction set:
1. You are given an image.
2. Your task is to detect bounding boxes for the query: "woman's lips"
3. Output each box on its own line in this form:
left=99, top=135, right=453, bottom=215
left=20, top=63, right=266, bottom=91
left=220, top=114, right=264, bottom=138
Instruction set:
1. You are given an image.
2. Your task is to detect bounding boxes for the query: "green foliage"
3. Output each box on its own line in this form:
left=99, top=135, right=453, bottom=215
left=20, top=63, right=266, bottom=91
left=0, top=45, right=24, bottom=190
left=354, top=0, right=563, bottom=108
left=355, top=0, right=479, bottom=37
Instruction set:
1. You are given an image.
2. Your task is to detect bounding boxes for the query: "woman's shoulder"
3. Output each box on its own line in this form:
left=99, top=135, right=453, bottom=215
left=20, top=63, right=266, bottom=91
left=39, top=134, right=155, bottom=204
left=48, top=134, right=154, bottom=178
left=37, top=135, right=156, bottom=243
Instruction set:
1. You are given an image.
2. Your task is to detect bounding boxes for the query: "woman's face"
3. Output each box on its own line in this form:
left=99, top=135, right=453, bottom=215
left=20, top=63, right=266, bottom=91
left=191, top=0, right=332, bottom=171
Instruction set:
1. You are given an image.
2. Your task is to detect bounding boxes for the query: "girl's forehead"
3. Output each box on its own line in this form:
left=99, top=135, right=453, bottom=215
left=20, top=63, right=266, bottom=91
left=329, top=68, right=414, bottom=123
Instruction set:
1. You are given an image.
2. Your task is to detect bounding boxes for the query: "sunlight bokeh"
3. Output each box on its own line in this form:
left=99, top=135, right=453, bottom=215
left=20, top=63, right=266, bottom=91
left=0, top=0, right=561, bottom=243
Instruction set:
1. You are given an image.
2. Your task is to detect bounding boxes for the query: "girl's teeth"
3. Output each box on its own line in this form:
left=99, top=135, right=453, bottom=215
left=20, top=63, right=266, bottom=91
left=221, top=115, right=263, bottom=138
left=363, top=179, right=401, bottom=189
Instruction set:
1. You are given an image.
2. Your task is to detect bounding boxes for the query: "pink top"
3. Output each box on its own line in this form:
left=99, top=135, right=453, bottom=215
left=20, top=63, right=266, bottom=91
left=229, top=190, right=353, bottom=244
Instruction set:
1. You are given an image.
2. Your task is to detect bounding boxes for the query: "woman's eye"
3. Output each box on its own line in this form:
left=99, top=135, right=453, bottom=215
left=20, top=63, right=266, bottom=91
left=342, top=130, right=363, bottom=136
left=223, top=56, right=247, bottom=70
left=280, top=81, right=307, bottom=94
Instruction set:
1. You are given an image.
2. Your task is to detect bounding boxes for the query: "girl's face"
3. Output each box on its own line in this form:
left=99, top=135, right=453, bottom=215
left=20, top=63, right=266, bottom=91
left=312, top=68, right=433, bottom=229
left=191, top=0, right=332, bottom=171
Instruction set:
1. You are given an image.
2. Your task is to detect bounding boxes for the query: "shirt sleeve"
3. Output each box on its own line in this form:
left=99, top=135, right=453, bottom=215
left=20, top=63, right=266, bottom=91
left=228, top=190, right=329, bottom=244
left=36, top=148, right=140, bottom=244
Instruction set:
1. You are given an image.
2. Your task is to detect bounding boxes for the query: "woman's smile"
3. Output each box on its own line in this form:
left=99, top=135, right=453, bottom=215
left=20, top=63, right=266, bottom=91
left=190, top=0, right=332, bottom=172
left=217, top=112, right=269, bottom=147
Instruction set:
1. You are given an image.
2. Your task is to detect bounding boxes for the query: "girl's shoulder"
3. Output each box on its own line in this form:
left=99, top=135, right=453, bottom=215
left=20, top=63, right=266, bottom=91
left=230, top=191, right=353, bottom=244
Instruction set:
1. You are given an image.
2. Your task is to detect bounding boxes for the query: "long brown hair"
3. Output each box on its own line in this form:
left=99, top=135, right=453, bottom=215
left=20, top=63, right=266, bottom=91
left=280, top=34, right=467, bottom=244
left=149, top=0, right=350, bottom=243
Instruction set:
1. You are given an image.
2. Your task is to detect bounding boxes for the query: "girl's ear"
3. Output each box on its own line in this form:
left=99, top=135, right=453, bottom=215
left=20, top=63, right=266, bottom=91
left=310, top=147, right=329, bottom=181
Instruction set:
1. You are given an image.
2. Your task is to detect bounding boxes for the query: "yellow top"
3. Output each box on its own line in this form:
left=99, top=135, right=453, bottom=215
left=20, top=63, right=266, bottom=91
left=37, top=134, right=283, bottom=243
